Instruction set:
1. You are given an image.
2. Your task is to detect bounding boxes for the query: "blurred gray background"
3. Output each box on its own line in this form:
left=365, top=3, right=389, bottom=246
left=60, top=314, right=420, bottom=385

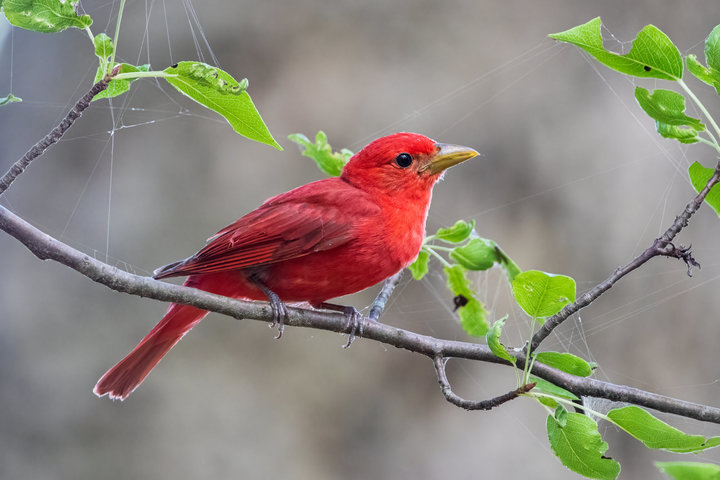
left=2, top=0, right=720, bottom=478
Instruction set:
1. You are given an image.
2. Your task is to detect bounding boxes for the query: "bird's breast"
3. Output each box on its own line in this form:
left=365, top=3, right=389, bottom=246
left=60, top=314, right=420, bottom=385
left=257, top=207, right=427, bottom=303
left=248, top=188, right=432, bottom=304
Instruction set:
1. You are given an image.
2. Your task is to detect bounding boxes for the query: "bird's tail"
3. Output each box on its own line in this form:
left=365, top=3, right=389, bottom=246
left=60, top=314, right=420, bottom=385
left=94, top=302, right=208, bottom=400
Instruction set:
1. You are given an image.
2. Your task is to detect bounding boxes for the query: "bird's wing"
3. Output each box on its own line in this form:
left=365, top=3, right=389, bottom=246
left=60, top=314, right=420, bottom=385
left=154, top=179, right=377, bottom=278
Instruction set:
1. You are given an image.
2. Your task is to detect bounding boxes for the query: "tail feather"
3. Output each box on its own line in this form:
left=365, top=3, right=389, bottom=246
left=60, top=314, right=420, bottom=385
left=94, top=303, right=208, bottom=400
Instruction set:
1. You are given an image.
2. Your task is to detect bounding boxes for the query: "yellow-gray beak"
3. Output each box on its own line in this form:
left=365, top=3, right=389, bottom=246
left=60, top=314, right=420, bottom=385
left=426, top=143, right=479, bottom=175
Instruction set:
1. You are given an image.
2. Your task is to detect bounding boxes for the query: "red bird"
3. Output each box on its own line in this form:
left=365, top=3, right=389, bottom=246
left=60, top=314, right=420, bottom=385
left=94, top=132, right=478, bottom=400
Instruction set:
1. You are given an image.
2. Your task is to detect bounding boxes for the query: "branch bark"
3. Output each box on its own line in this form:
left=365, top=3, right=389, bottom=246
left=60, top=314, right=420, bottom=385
left=0, top=78, right=110, bottom=196
left=530, top=161, right=720, bottom=352
left=433, top=356, right=535, bottom=410
left=3, top=204, right=720, bottom=424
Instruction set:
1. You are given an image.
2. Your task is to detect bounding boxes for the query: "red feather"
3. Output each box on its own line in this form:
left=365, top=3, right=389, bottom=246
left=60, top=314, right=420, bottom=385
left=154, top=178, right=373, bottom=277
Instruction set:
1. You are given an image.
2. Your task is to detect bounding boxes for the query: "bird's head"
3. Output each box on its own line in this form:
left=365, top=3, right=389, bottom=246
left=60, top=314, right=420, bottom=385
left=341, top=133, right=478, bottom=198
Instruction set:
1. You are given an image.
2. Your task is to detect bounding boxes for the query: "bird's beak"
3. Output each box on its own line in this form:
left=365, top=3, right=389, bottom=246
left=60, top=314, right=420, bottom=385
left=425, top=143, right=479, bottom=175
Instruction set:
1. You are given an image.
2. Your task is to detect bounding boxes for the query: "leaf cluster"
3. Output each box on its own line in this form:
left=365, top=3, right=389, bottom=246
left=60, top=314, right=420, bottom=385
left=287, top=131, right=353, bottom=177
left=544, top=405, right=720, bottom=480
left=551, top=18, right=720, bottom=215
left=543, top=18, right=720, bottom=479
left=409, top=220, right=522, bottom=337
left=0, top=0, right=281, bottom=149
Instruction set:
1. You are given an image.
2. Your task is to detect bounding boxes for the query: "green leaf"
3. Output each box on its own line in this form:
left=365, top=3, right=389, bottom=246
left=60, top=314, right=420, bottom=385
left=706, top=24, right=720, bottom=73
left=163, top=62, right=281, bottom=150
left=3, top=0, right=92, bottom=33
left=486, top=315, right=515, bottom=364
left=537, top=397, right=559, bottom=409
left=656, top=462, right=720, bottom=480
left=685, top=25, right=720, bottom=95
left=686, top=55, right=713, bottom=84
left=512, top=270, right=576, bottom=320
left=450, top=237, right=496, bottom=271
left=685, top=55, right=720, bottom=95
left=608, top=406, right=720, bottom=453
left=435, top=219, right=475, bottom=243
left=634, top=88, right=704, bottom=129
left=688, top=162, right=720, bottom=216
left=657, top=124, right=704, bottom=144
left=94, top=33, right=113, bottom=62
left=287, top=131, right=352, bottom=177
left=458, top=299, right=489, bottom=337
left=535, top=351, right=595, bottom=377
left=0, top=93, right=22, bottom=106
left=530, top=376, right=579, bottom=402
left=444, top=264, right=489, bottom=336
left=547, top=412, right=621, bottom=480
left=435, top=223, right=520, bottom=283
left=634, top=87, right=705, bottom=143
left=408, top=250, right=430, bottom=280
left=92, top=63, right=150, bottom=101
left=495, top=246, right=522, bottom=283
left=550, top=17, right=682, bottom=81
left=444, top=264, right=468, bottom=297
left=554, top=404, right=568, bottom=428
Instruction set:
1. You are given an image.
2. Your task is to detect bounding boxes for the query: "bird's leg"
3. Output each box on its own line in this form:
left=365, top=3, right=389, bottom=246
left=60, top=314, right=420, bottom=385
left=368, top=271, right=403, bottom=321
left=249, top=275, right=289, bottom=339
left=314, top=302, right=364, bottom=349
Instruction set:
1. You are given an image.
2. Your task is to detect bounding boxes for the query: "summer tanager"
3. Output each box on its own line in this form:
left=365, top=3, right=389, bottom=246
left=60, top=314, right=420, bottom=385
left=94, top=132, right=478, bottom=400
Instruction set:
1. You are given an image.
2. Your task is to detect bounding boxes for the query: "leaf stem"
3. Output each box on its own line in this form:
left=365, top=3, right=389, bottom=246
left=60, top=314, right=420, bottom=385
left=112, top=71, right=177, bottom=81
left=530, top=392, right=611, bottom=422
left=522, top=318, right=537, bottom=384
left=696, top=136, right=720, bottom=151
left=109, top=0, right=127, bottom=70
left=84, top=25, right=94, bottom=45
left=425, top=246, right=453, bottom=268
left=428, top=245, right=455, bottom=253
left=678, top=78, right=720, bottom=144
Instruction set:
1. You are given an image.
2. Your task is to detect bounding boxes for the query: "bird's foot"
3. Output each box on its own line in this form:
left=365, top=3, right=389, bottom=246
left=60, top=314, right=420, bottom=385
left=315, top=302, right=365, bottom=348
left=251, top=275, right=289, bottom=339
left=267, top=292, right=289, bottom=339
left=341, top=306, right=364, bottom=349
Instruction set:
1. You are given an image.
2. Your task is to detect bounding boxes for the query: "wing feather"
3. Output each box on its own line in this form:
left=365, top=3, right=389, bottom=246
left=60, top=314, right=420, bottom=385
left=154, top=179, right=376, bottom=279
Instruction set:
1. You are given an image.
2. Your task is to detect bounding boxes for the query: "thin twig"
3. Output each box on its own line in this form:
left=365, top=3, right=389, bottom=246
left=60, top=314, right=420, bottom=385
left=369, top=270, right=403, bottom=320
left=433, top=356, right=535, bottom=410
left=530, top=161, right=720, bottom=352
left=0, top=78, right=111, bottom=197
left=2, top=204, right=720, bottom=423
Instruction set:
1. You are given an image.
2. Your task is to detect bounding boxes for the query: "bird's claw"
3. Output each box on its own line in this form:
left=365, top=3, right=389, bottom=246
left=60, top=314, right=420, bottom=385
left=341, top=306, right=363, bottom=349
left=268, top=297, right=289, bottom=339
left=312, top=302, right=365, bottom=348
left=250, top=274, right=289, bottom=339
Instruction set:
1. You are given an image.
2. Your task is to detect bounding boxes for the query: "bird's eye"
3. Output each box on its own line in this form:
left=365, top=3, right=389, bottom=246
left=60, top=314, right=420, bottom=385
left=394, top=153, right=413, bottom=168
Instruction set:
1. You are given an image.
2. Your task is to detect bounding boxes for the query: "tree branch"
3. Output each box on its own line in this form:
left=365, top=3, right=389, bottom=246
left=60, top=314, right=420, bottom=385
left=433, top=356, right=535, bottom=410
left=0, top=78, right=111, bottom=196
left=530, top=161, right=720, bottom=352
left=3, top=204, right=720, bottom=424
